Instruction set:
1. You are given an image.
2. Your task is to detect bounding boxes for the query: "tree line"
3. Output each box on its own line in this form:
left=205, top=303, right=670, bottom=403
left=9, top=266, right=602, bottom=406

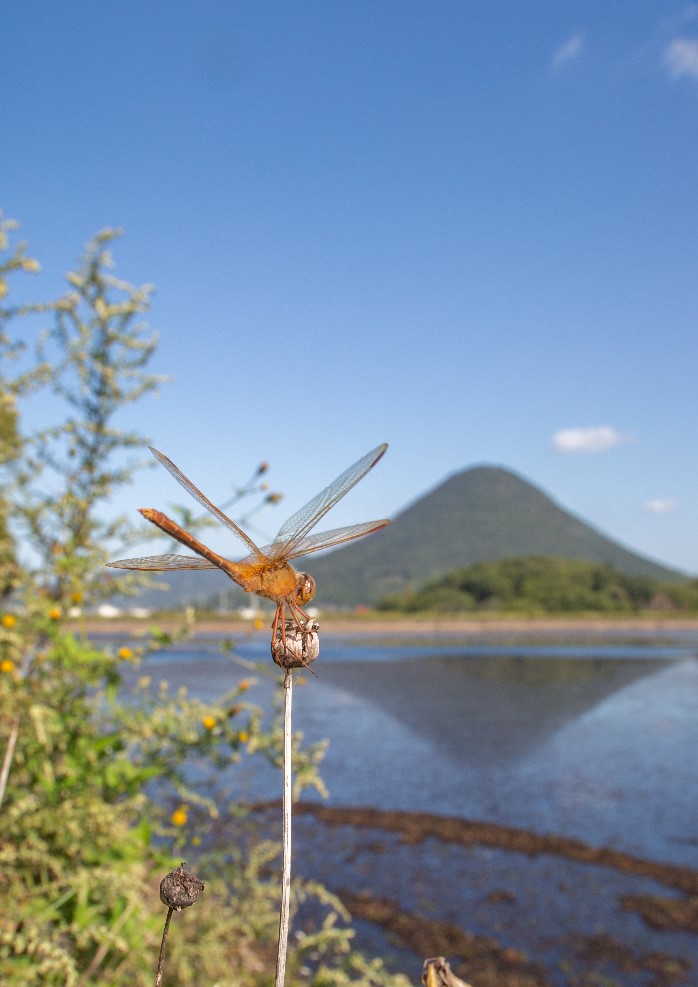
left=377, top=555, right=698, bottom=615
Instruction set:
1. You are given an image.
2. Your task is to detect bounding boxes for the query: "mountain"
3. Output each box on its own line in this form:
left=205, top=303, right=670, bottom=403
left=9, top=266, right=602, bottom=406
left=306, top=465, right=684, bottom=607
left=114, top=465, right=684, bottom=610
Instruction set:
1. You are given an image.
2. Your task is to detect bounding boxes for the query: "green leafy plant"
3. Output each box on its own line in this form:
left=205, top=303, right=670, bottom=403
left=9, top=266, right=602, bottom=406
left=0, top=216, right=408, bottom=987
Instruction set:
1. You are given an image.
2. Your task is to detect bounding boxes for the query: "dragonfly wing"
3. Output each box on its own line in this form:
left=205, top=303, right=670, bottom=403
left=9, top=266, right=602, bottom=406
left=149, top=447, right=264, bottom=559
left=267, top=443, right=388, bottom=560
left=257, top=520, right=390, bottom=561
left=107, top=554, right=220, bottom=571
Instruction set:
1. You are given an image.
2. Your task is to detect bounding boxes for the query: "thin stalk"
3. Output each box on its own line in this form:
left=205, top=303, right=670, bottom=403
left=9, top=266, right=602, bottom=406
left=0, top=716, right=19, bottom=809
left=79, top=899, right=137, bottom=986
left=154, top=906, right=174, bottom=987
left=274, top=668, right=293, bottom=987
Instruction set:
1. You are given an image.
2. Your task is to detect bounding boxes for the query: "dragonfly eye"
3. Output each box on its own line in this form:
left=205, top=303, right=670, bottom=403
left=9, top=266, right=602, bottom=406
left=296, top=573, right=315, bottom=605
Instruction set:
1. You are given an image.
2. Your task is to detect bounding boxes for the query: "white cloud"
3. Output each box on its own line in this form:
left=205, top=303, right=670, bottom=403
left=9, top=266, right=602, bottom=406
left=644, top=498, right=677, bottom=514
left=552, top=32, right=584, bottom=70
left=664, top=37, right=698, bottom=78
left=552, top=426, right=629, bottom=454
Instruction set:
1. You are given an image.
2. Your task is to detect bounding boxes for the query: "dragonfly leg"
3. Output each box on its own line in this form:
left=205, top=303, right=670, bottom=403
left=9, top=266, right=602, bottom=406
left=288, top=602, right=311, bottom=636
left=271, top=602, right=285, bottom=648
left=289, top=603, right=319, bottom=674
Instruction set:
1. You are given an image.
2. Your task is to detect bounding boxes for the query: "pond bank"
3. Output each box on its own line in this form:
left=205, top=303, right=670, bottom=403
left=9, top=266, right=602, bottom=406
left=75, top=614, right=698, bottom=639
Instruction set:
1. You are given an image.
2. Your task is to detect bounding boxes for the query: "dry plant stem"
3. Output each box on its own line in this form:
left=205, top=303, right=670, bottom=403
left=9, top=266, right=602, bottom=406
left=78, top=899, right=138, bottom=985
left=0, top=716, right=19, bottom=809
left=274, top=668, right=293, bottom=987
left=154, top=906, right=174, bottom=987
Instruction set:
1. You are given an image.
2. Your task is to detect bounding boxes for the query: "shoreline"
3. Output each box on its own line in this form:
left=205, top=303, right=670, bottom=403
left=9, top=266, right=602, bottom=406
left=73, top=614, right=698, bottom=638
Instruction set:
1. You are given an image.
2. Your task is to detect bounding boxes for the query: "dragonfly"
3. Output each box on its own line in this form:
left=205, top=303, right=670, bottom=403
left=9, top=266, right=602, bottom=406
left=107, top=444, right=389, bottom=649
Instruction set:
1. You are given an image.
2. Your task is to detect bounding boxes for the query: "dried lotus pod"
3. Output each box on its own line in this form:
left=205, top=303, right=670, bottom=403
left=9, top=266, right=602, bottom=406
left=422, top=957, right=474, bottom=987
left=159, top=862, right=205, bottom=911
left=271, top=618, right=320, bottom=669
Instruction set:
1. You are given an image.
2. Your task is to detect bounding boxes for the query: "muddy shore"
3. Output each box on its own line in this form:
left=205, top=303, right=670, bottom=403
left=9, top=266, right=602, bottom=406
left=244, top=801, right=698, bottom=987
left=74, top=615, right=698, bottom=638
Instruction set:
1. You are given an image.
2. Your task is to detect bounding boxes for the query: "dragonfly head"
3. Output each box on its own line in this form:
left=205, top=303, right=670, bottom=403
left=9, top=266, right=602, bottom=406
left=294, top=572, right=316, bottom=606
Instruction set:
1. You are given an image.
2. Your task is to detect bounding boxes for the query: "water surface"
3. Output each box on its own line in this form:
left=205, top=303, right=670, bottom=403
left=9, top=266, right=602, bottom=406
left=121, top=629, right=698, bottom=868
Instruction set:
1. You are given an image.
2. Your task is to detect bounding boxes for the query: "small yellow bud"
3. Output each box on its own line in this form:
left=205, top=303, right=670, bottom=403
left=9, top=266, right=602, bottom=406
left=201, top=715, right=216, bottom=731
left=238, top=731, right=249, bottom=744
left=238, top=679, right=251, bottom=692
left=252, top=618, right=264, bottom=631
left=117, top=647, right=134, bottom=661
left=0, top=280, right=7, bottom=300
left=1, top=614, right=17, bottom=629
left=48, top=607, right=61, bottom=621
left=70, top=591, right=82, bottom=604
left=21, top=258, right=41, bottom=273
left=1, top=659, right=15, bottom=673
left=191, top=835, right=201, bottom=846
left=171, top=808, right=188, bottom=827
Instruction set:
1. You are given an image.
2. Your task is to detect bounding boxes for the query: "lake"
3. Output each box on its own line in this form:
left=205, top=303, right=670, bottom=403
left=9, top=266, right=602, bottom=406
left=118, top=627, right=698, bottom=985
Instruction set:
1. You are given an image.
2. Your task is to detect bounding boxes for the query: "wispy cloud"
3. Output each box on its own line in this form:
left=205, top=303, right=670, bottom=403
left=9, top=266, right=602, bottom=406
left=552, top=426, right=630, bottom=454
left=663, top=36, right=698, bottom=79
left=552, top=32, right=584, bottom=70
left=644, top=498, right=677, bottom=514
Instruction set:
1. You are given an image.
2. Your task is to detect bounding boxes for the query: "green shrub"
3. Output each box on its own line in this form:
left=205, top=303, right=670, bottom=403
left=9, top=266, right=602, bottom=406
left=0, top=216, right=408, bottom=987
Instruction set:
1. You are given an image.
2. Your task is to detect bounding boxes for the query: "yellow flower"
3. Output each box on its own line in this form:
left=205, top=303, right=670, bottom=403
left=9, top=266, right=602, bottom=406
left=238, top=679, right=251, bottom=692
left=71, top=591, right=83, bottom=604
left=238, top=731, right=249, bottom=744
left=1, top=614, right=16, bottom=629
left=48, top=607, right=61, bottom=621
left=171, top=808, right=188, bottom=827
left=21, top=257, right=41, bottom=273
left=191, top=835, right=201, bottom=846
left=252, top=618, right=264, bottom=631
left=1, top=659, right=15, bottom=673
left=117, top=646, right=134, bottom=661
left=201, top=715, right=216, bottom=731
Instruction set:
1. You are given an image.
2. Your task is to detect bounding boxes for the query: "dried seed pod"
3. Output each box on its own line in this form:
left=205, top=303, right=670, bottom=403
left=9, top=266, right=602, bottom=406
left=159, top=862, right=205, bottom=911
left=271, top=619, right=320, bottom=669
left=422, top=957, right=473, bottom=987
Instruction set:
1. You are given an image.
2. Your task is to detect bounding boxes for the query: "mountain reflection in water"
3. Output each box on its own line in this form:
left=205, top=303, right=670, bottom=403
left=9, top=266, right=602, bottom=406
left=120, top=634, right=698, bottom=867
left=315, top=653, right=667, bottom=765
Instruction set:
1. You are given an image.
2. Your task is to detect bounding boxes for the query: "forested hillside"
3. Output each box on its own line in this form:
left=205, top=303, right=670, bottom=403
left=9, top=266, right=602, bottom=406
left=376, top=556, right=698, bottom=614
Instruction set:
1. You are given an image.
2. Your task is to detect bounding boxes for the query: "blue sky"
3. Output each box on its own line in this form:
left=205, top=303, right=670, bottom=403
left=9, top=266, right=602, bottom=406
left=2, top=1, right=697, bottom=574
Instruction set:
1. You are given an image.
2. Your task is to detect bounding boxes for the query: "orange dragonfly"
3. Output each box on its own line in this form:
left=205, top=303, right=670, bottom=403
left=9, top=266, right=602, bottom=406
left=108, top=444, right=389, bottom=646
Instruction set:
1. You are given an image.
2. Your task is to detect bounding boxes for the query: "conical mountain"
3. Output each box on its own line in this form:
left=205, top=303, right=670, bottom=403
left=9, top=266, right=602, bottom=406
left=308, top=465, right=683, bottom=607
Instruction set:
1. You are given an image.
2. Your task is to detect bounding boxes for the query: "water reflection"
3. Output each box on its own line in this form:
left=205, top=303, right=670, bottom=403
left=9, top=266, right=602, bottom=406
left=118, top=636, right=698, bottom=865
left=315, top=653, right=669, bottom=764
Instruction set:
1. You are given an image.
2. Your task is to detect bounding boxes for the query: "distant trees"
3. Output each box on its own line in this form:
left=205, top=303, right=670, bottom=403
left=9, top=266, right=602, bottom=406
left=377, top=556, right=698, bottom=615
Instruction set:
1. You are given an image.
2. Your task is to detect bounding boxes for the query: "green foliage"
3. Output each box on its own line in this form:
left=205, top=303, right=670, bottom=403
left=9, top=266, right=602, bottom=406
left=0, top=217, right=408, bottom=986
left=377, top=555, right=698, bottom=615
